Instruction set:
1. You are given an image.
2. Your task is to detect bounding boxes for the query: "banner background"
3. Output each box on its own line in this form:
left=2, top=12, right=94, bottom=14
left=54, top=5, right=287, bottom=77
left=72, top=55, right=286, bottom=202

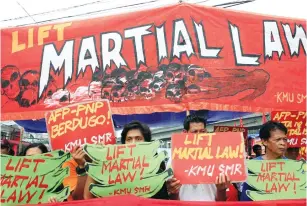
left=1, top=3, right=306, bottom=121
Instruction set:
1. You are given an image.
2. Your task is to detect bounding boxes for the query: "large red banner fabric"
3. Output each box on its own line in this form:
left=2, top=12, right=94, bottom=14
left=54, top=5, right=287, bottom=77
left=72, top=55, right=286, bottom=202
left=1, top=3, right=306, bottom=120
left=27, top=195, right=306, bottom=206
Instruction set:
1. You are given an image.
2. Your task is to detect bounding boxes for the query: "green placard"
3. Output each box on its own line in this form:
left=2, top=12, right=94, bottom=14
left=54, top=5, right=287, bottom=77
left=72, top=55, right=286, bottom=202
left=246, top=159, right=306, bottom=201
left=84, top=141, right=161, bottom=162
left=84, top=141, right=173, bottom=197
left=1, top=151, right=71, bottom=205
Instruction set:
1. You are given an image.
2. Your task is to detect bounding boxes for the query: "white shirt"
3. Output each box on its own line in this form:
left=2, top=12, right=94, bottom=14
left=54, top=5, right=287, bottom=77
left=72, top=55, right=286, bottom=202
left=179, top=184, right=217, bottom=201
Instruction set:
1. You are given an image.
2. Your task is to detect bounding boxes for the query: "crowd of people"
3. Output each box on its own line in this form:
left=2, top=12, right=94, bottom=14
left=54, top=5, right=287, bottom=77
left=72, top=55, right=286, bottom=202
left=0, top=115, right=302, bottom=203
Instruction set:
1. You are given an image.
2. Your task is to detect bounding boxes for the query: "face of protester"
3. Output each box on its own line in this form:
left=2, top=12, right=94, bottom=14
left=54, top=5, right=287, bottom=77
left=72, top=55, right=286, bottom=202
left=1, top=147, right=9, bottom=155
left=262, top=129, right=287, bottom=158
left=254, top=147, right=262, bottom=156
left=286, top=148, right=299, bottom=160
left=188, top=122, right=207, bottom=133
left=125, top=129, right=145, bottom=144
left=26, top=147, right=43, bottom=156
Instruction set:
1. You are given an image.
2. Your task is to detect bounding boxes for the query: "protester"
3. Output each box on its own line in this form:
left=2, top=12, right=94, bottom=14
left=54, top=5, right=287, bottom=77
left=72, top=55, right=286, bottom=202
left=21, top=142, right=49, bottom=156
left=63, top=146, right=90, bottom=201
left=285, top=147, right=300, bottom=160
left=252, top=144, right=262, bottom=158
left=167, top=115, right=232, bottom=201
left=240, top=121, right=288, bottom=201
left=21, top=143, right=64, bottom=203
left=0, top=139, right=15, bottom=156
left=84, top=121, right=174, bottom=200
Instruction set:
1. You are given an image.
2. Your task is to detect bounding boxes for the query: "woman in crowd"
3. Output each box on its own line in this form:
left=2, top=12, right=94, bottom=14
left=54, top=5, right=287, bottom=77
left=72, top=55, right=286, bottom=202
left=21, top=143, right=49, bottom=156
left=21, top=143, right=64, bottom=203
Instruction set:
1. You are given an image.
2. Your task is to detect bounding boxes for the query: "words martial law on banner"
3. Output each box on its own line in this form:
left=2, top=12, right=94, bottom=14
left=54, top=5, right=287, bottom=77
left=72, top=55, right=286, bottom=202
left=45, top=100, right=116, bottom=152
left=271, top=111, right=306, bottom=147
left=83, top=141, right=173, bottom=197
left=246, top=159, right=306, bottom=201
left=1, top=4, right=306, bottom=121
left=0, top=151, right=71, bottom=205
left=171, top=132, right=247, bottom=184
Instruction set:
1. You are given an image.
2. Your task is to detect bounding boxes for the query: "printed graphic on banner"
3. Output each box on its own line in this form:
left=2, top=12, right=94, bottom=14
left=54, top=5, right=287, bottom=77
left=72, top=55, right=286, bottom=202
left=45, top=100, right=116, bottom=152
left=271, top=111, right=306, bottom=147
left=214, top=126, right=248, bottom=139
left=246, top=159, right=306, bottom=201
left=1, top=4, right=306, bottom=121
left=299, top=147, right=306, bottom=160
left=0, top=151, right=71, bottom=205
left=214, top=126, right=248, bottom=152
left=171, top=132, right=246, bottom=184
left=84, top=141, right=173, bottom=197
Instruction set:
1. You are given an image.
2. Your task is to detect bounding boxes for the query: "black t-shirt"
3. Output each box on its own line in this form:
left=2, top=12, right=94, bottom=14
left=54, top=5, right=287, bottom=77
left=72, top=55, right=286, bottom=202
left=150, top=161, right=170, bottom=200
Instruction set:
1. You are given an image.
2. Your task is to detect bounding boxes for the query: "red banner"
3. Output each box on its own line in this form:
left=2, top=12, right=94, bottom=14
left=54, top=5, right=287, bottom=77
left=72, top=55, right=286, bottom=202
left=271, top=111, right=306, bottom=147
left=45, top=100, right=116, bottom=152
left=171, top=132, right=246, bottom=184
left=214, top=126, right=248, bottom=139
left=1, top=3, right=306, bottom=121
left=28, top=195, right=306, bottom=206
left=214, top=126, right=248, bottom=153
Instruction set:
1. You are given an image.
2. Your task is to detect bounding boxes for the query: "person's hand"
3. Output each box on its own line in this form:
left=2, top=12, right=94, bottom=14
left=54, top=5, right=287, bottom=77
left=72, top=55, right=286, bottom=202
left=48, top=197, right=58, bottom=203
left=72, top=146, right=86, bottom=168
left=97, top=142, right=105, bottom=146
left=215, top=174, right=230, bottom=191
left=166, top=177, right=181, bottom=194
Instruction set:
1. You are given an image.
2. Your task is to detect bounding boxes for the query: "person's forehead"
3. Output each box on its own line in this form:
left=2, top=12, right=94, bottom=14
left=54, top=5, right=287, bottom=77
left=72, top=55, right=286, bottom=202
left=126, top=129, right=143, bottom=137
left=269, top=129, right=287, bottom=138
left=1, top=145, right=9, bottom=149
left=27, top=147, right=41, bottom=153
left=189, top=122, right=205, bottom=128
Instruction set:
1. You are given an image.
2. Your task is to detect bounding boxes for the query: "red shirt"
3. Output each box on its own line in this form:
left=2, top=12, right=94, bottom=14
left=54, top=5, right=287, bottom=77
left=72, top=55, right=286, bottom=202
left=226, top=184, right=239, bottom=201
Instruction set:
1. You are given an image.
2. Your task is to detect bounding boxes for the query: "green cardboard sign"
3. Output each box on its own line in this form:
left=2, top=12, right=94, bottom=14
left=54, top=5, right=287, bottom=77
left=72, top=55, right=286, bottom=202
left=84, top=141, right=173, bottom=197
left=84, top=141, right=161, bottom=162
left=1, top=151, right=71, bottom=205
left=246, top=159, right=306, bottom=201
left=1, top=151, right=70, bottom=176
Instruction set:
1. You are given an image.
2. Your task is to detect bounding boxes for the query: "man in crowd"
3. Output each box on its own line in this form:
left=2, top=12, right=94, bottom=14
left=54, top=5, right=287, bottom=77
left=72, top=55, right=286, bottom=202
left=240, top=121, right=288, bottom=201
left=0, top=139, right=15, bottom=155
left=252, top=144, right=262, bottom=158
left=84, top=121, right=176, bottom=200
left=167, top=115, right=233, bottom=201
left=285, top=147, right=300, bottom=160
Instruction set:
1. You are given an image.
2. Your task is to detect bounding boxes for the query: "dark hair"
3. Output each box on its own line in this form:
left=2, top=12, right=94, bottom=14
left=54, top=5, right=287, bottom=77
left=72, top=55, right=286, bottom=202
left=121, top=121, right=152, bottom=144
left=22, top=143, right=49, bottom=156
left=259, top=121, right=287, bottom=141
left=183, top=114, right=206, bottom=131
left=252, top=144, right=262, bottom=152
left=1, top=139, right=15, bottom=156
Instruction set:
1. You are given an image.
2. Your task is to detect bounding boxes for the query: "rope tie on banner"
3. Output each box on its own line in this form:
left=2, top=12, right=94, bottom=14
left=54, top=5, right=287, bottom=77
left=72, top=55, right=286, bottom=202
left=185, top=103, right=190, bottom=116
